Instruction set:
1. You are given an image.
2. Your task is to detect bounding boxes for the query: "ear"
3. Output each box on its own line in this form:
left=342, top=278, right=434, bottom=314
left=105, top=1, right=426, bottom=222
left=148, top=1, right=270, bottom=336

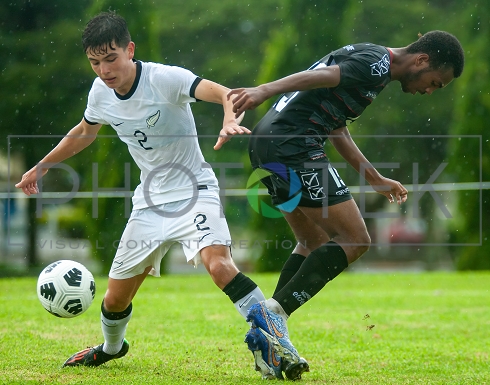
left=415, top=53, right=430, bottom=68
left=126, top=41, right=135, bottom=59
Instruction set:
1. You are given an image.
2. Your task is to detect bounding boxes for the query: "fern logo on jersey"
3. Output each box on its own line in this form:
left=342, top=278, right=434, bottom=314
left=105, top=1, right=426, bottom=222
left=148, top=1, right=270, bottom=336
left=146, top=110, right=161, bottom=128
left=246, top=163, right=302, bottom=218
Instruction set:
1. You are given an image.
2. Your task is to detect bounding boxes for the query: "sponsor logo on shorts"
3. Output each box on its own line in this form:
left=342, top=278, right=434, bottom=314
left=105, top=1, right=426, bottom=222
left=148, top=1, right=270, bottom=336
left=246, top=163, right=302, bottom=218
left=112, top=260, right=123, bottom=268
left=300, top=172, right=327, bottom=200
left=308, top=150, right=327, bottom=161
left=336, top=187, right=350, bottom=196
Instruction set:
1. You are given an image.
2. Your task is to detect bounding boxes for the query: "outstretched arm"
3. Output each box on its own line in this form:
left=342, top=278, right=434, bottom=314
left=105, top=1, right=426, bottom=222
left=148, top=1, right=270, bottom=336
left=194, top=79, right=249, bottom=150
left=329, top=126, right=408, bottom=204
left=227, top=65, right=341, bottom=118
left=15, top=119, right=102, bottom=195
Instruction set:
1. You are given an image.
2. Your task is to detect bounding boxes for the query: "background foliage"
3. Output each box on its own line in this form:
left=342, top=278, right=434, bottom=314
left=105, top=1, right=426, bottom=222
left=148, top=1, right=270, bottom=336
left=0, top=0, right=488, bottom=273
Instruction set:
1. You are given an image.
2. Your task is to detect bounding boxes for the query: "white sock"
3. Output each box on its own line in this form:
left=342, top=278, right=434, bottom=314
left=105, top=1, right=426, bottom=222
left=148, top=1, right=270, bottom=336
left=234, top=286, right=266, bottom=319
left=265, top=298, right=289, bottom=321
left=101, top=311, right=132, bottom=355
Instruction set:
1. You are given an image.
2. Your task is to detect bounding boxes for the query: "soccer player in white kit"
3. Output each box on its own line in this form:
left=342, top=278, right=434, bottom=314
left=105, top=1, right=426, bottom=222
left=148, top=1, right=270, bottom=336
left=15, top=11, right=267, bottom=370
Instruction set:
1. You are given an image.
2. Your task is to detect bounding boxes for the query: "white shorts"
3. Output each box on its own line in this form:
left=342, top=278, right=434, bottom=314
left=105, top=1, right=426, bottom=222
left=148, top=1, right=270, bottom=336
left=109, top=189, right=231, bottom=279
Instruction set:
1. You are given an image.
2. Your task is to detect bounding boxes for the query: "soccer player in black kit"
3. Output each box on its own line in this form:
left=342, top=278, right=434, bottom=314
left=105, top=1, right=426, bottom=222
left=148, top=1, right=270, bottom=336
left=227, top=31, right=464, bottom=380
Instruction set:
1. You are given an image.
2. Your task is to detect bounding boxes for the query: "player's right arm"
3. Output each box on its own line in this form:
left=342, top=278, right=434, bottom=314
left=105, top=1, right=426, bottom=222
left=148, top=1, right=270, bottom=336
left=227, top=65, right=341, bottom=118
left=328, top=126, right=408, bottom=204
left=15, top=119, right=102, bottom=196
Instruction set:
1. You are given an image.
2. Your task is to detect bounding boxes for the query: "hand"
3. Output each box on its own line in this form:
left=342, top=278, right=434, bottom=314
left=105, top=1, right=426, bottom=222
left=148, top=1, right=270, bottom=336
left=214, top=122, right=251, bottom=150
left=15, top=166, right=48, bottom=196
left=227, top=87, right=269, bottom=119
left=372, top=177, right=408, bottom=204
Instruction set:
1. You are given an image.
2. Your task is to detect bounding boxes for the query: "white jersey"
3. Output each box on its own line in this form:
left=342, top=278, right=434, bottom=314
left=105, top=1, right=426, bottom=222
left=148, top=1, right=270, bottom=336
left=84, top=61, right=219, bottom=209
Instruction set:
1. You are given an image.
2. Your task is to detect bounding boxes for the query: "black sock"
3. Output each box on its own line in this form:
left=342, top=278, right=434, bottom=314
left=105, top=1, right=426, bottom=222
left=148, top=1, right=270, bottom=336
left=101, top=300, right=133, bottom=320
left=273, top=241, right=348, bottom=316
left=273, top=253, right=306, bottom=296
left=222, top=272, right=258, bottom=303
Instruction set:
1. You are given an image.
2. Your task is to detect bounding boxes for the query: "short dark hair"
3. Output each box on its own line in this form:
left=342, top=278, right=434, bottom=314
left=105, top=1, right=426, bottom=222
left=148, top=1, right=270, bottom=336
left=406, top=30, right=464, bottom=78
left=82, top=11, right=131, bottom=55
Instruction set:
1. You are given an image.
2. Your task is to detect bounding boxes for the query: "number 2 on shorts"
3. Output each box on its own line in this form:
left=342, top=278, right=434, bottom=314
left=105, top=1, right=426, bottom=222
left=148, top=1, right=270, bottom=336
left=194, top=214, right=210, bottom=231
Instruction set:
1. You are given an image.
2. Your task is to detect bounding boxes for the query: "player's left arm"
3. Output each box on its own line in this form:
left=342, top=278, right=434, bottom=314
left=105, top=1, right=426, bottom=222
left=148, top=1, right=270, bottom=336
left=329, top=126, right=408, bottom=204
left=194, top=79, right=250, bottom=150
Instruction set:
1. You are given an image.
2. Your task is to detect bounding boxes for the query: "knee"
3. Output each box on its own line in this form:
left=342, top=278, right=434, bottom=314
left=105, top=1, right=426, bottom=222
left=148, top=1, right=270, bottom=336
left=206, top=256, right=235, bottom=278
left=203, top=254, right=238, bottom=288
left=103, top=293, right=130, bottom=313
left=351, top=233, right=371, bottom=262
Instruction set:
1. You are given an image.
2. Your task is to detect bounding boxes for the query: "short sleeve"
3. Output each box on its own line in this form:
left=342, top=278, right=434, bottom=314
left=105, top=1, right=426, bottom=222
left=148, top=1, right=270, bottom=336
left=150, top=65, right=200, bottom=105
left=337, top=52, right=391, bottom=88
left=84, top=79, right=109, bottom=125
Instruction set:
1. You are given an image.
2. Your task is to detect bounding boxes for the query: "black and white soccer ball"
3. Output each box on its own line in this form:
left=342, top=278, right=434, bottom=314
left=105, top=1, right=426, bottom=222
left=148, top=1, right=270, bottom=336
left=37, top=260, right=96, bottom=318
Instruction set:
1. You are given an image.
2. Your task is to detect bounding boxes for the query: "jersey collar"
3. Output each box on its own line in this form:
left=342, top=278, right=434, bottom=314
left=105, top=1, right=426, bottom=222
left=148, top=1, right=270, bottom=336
left=115, top=60, right=142, bottom=100
left=386, top=47, right=394, bottom=65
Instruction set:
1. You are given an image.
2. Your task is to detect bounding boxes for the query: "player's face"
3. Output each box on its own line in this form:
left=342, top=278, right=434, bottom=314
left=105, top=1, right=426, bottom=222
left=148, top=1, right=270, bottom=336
left=86, top=41, right=136, bottom=94
left=399, top=67, right=454, bottom=95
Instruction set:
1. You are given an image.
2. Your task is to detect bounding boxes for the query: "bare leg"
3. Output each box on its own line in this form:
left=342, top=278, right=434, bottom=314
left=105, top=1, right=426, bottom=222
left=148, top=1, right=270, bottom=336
left=200, top=244, right=266, bottom=319
left=272, top=210, right=330, bottom=294
left=103, top=265, right=153, bottom=312
left=271, top=199, right=371, bottom=316
left=285, top=199, right=371, bottom=264
left=283, top=208, right=331, bottom=256
left=200, top=244, right=240, bottom=289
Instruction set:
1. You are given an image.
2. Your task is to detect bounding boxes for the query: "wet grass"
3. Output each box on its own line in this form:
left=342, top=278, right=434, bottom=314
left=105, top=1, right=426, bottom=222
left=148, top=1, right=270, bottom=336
left=0, top=272, right=489, bottom=384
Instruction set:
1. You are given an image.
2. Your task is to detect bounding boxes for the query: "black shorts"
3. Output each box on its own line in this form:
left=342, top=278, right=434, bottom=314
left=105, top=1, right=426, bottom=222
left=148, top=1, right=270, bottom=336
left=257, top=162, right=353, bottom=208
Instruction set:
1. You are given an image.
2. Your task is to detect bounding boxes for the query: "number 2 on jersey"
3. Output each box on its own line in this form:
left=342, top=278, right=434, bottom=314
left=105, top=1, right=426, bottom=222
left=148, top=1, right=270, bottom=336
left=133, top=130, right=153, bottom=150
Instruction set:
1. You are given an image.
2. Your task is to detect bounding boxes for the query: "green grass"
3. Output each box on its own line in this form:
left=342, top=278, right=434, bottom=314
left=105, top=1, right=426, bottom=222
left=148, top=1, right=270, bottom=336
left=1, top=272, right=489, bottom=384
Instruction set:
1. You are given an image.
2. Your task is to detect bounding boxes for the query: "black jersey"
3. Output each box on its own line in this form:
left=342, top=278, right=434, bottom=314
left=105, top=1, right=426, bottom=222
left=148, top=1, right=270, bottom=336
left=249, top=43, right=392, bottom=168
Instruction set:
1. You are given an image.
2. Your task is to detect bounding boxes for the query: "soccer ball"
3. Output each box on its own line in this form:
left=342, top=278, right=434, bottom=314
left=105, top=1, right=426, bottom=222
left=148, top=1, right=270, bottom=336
left=37, top=260, right=96, bottom=318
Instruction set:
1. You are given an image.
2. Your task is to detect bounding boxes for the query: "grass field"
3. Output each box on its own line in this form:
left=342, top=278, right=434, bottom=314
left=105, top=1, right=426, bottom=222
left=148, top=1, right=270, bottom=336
left=0, top=272, right=489, bottom=384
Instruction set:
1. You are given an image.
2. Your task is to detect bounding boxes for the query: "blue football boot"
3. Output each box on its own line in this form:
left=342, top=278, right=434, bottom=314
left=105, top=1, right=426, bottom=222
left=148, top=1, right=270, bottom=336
left=245, top=327, right=283, bottom=379
left=282, top=357, right=310, bottom=381
left=246, top=302, right=301, bottom=365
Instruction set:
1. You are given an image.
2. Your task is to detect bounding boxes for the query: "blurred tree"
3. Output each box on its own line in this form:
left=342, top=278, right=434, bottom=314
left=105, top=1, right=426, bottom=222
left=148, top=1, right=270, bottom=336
left=448, top=2, right=490, bottom=269
left=239, top=0, right=484, bottom=271
left=0, top=0, right=92, bottom=270
left=0, top=0, right=284, bottom=273
left=340, top=0, right=469, bottom=240
left=334, top=0, right=477, bottom=268
left=1, top=0, right=487, bottom=274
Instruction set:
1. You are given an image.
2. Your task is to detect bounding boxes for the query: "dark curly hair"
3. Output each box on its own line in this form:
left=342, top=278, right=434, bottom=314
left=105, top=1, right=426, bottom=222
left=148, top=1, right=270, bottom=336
left=406, top=30, right=464, bottom=78
left=82, top=11, right=131, bottom=55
